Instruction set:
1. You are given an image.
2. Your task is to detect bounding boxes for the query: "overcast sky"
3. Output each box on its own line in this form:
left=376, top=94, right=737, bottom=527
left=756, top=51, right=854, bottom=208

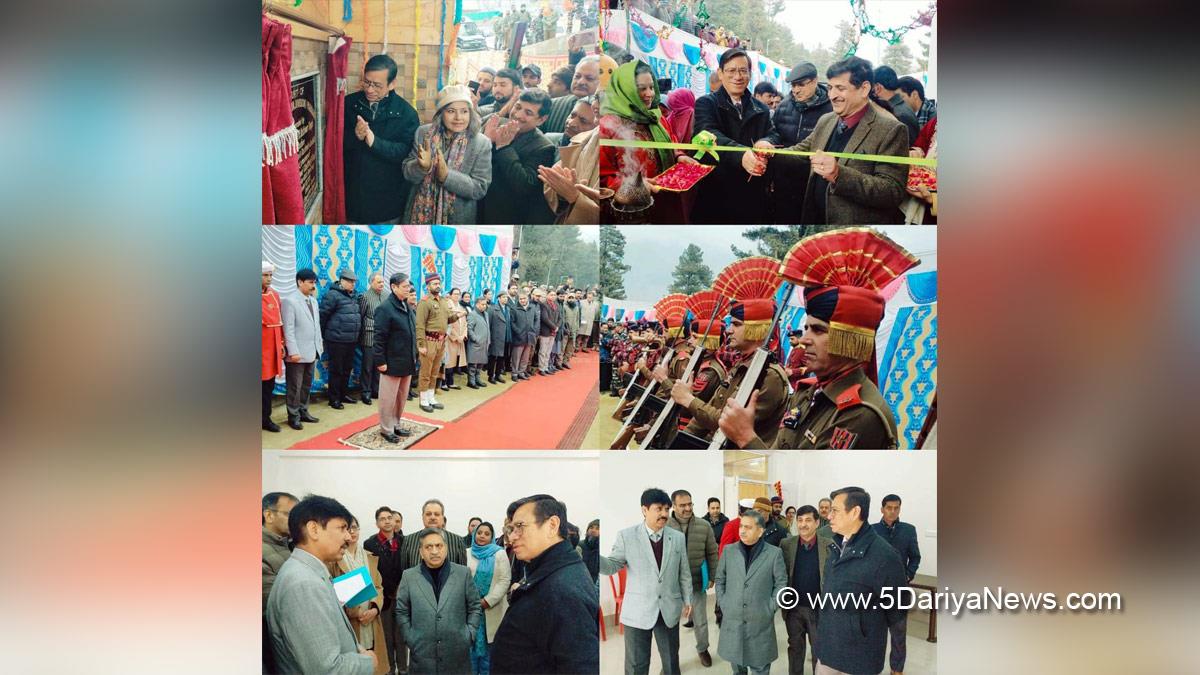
left=776, top=0, right=934, bottom=73
left=613, top=226, right=936, bottom=302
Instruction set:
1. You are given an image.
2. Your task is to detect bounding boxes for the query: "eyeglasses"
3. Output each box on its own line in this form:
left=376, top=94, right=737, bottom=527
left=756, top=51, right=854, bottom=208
left=267, top=508, right=291, bottom=518
left=362, top=80, right=387, bottom=91
left=723, top=68, right=750, bottom=77
left=507, top=519, right=543, bottom=535
left=349, top=526, right=360, bottom=533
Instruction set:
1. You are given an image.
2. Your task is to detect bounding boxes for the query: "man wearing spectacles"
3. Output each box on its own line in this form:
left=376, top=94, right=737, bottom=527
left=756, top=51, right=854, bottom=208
left=344, top=54, right=419, bottom=224
left=691, top=48, right=776, bottom=224
left=399, top=499, right=467, bottom=573
left=490, top=494, right=599, bottom=674
left=261, top=491, right=297, bottom=673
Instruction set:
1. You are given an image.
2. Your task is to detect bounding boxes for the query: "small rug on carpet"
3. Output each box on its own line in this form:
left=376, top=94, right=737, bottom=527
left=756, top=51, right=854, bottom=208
left=340, top=420, right=441, bottom=450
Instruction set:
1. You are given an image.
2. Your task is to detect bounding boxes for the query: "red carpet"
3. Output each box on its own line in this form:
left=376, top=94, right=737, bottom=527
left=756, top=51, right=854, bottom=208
left=412, top=350, right=599, bottom=449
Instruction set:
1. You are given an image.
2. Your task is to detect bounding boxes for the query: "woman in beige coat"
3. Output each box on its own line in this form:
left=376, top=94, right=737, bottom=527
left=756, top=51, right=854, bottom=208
left=466, top=522, right=511, bottom=672
left=328, top=517, right=390, bottom=675
left=441, top=288, right=469, bottom=389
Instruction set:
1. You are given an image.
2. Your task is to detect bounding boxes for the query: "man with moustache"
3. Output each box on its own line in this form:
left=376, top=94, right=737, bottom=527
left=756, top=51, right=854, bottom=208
left=780, top=505, right=832, bottom=674
left=873, top=494, right=922, bottom=675
left=395, top=528, right=481, bottom=674
left=373, top=272, right=417, bottom=443
left=281, top=268, right=322, bottom=431
left=478, top=67, right=520, bottom=120
left=666, top=490, right=719, bottom=668
left=540, top=96, right=601, bottom=223
left=399, top=499, right=467, bottom=571
left=818, top=499, right=832, bottom=528
left=601, top=488, right=693, bottom=675
left=755, top=57, right=908, bottom=225
left=357, top=272, right=386, bottom=405
left=507, top=291, right=536, bottom=381
left=752, top=497, right=788, bottom=548
left=540, top=55, right=601, bottom=134
left=344, top=54, right=419, bottom=224
left=718, top=283, right=899, bottom=450
left=261, top=261, right=284, bottom=432
left=714, top=508, right=787, bottom=675
left=669, top=298, right=788, bottom=447
left=784, top=328, right=807, bottom=390
left=475, top=67, right=497, bottom=107
left=480, top=89, right=557, bottom=224
left=703, top=498, right=730, bottom=543
left=414, top=273, right=449, bottom=414
left=814, top=487, right=907, bottom=675
left=266, top=495, right=377, bottom=674
left=761, top=62, right=832, bottom=223
left=491, top=495, right=600, bottom=674
left=261, top=491, right=297, bottom=672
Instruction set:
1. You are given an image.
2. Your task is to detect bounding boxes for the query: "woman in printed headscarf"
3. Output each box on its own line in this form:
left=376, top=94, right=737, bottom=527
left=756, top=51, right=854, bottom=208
left=598, top=60, right=698, bottom=222
left=664, top=88, right=696, bottom=148
left=403, top=85, right=493, bottom=224
left=465, top=522, right=510, bottom=675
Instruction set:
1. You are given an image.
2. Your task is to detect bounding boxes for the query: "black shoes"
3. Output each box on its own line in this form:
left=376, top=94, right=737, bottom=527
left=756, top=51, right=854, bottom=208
left=287, top=415, right=303, bottom=430
left=431, top=402, right=444, bottom=410
left=397, top=426, right=412, bottom=437
left=467, top=379, right=480, bottom=389
left=342, top=396, right=358, bottom=404
left=361, top=396, right=372, bottom=405
left=263, top=418, right=281, bottom=433
left=299, top=411, right=320, bottom=423
left=380, top=430, right=401, bottom=444
left=419, top=403, right=434, bottom=413
left=330, top=400, right=344, bottom=410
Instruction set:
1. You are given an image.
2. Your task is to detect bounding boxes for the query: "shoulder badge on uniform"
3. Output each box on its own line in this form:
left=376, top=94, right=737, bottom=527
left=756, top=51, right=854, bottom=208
left=830, top=426, right=859, bottom=449
left=692, top=373, right=710, bottom=393
left=835, top=384, right=863, bottom=411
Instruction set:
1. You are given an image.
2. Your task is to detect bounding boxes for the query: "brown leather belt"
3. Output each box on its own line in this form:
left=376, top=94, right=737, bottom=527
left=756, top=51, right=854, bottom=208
left=425, top=331, right=446, bottom=341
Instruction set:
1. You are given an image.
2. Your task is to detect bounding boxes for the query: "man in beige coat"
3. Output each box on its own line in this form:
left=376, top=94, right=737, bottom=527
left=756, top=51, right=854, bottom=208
left=540, top=97, right=600, bottom=224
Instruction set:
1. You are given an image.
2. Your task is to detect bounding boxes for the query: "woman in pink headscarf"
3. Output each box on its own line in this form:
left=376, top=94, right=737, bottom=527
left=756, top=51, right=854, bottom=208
left=664, top=88, right=696, bottom=145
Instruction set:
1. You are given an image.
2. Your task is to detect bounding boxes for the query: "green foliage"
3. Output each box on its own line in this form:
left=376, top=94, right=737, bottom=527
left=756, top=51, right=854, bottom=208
left=517, top=225, right=599, bottom=288
left=730, top=225, right=842, bottom=260
left=668, top=243, right=714, bottom=295
left=599, top=224, right=630, bottom=299
left=882, top=41, right=915, bottom=74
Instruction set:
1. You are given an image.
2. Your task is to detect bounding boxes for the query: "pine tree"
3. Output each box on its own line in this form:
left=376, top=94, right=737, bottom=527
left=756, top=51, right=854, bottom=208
left=730, top=225, right=841, bottom=260
left=599, top=224, right=630, bottom=300
left=882, top=42, right=915, bottom=75
left=668, top=244, right=714, bottom=295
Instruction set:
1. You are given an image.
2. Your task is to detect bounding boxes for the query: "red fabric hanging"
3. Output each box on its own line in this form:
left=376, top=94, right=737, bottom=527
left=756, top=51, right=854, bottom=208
left=321, top=36, right=352, bottom=224
left=262, top=16, right=306, bottom=224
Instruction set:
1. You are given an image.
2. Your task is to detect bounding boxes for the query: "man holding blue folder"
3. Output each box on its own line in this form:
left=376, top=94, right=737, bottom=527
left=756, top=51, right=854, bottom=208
left=266, top=494, right=376, bottom=674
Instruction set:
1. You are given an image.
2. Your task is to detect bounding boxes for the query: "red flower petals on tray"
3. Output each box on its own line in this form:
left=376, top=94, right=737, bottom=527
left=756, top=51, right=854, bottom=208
left=650, top=162, right=715, bottom=192
left=907, top=166, right=937, bottom=192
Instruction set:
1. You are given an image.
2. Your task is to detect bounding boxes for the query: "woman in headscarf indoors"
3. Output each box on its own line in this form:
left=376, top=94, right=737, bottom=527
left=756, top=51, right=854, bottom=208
left=466, top=521, right=511, bottom=675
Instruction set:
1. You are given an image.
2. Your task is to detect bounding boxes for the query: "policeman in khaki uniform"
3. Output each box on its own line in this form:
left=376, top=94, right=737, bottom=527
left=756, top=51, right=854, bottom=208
left=671, top=299, right=789, bottom=448
left=719, top=285, right=899, bottom=449
left=414, top=272, right=449, bottom=413
left=635, top=316, right=691, bottom=398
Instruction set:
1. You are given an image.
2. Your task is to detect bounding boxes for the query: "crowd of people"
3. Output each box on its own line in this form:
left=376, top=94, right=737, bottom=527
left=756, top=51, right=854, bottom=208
left=603, top=487, right=922, bottom=674
left=605, top=229, right=924, bottom=450
left=490, top=4, right=599, bottom=49
left=598, top=49, right=938, bottom=224
left=263, top=493, right=601, bottom=674
left=342, top=42, right=608, bottom=225
left=261, top=261, right=601, bottom=444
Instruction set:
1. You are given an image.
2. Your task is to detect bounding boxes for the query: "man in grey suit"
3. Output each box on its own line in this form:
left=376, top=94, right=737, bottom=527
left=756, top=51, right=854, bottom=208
left=395, top=528, right=481, bottom=675
left=281, top=268, right=323, bottom=431
left=779, top=505, right=832, bottom=674
left=600, top=488, right=693, bottom=675
left=266, top=494, right=377, bottom=674
left=715, top=509, right=787, bottom=675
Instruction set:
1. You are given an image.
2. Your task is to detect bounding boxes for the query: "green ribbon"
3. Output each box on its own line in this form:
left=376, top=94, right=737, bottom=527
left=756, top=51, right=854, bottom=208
left=602, top=136, right=938, bottom=168
left=692, top=131, right=718, bottom=162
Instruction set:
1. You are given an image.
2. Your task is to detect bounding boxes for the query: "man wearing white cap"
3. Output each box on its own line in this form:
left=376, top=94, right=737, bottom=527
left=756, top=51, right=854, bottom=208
left=261, top=261, right=284, bottom=432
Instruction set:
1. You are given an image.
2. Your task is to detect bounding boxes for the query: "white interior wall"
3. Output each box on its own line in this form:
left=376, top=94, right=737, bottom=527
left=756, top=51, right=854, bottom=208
left=767, top=451, right=937, bottom=577
left=263, top=451, right=601, bottom=542
left=598, top=452, right=725, bottom=615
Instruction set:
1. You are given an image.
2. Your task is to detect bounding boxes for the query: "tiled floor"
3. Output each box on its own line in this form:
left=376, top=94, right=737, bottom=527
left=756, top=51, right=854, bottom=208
left=601, top=588, right=938, bottom=674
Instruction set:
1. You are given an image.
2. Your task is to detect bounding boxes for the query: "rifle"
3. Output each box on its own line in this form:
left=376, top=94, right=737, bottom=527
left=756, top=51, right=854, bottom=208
left=609, top=365, right=640, bottom=420
left=609, top=346, right=675, bottom=449
left=706, top=282, right=794, bottom=450
left=641, top=301, right=724, bottom=449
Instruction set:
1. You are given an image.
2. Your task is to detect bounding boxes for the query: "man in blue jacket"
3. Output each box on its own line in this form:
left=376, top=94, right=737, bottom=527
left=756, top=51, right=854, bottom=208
left=872, top=494, right=921, bottom=674
left=815, top=487, right=906, bottom=675
left=319, top=269, right=362, bottom=410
